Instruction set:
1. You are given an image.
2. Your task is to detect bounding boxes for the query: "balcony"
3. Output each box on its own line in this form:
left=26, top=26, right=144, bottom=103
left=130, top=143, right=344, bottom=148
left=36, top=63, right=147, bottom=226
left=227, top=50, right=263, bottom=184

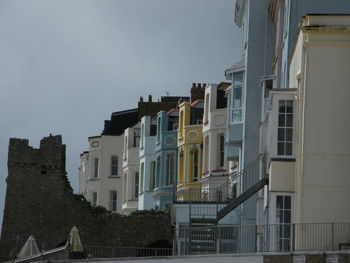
left=178, top=126, right=203, bottom=146
left=203, top=109, right=227, bottom=133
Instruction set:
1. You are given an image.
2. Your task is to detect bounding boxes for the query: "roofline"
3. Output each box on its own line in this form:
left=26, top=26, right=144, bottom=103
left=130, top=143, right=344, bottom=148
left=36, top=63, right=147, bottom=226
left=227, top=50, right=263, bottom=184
left=88, top=135, right=101, bottom=140
left=111, top=108, right=138, bottom=116
left=191, top=99, right=204, bottom=107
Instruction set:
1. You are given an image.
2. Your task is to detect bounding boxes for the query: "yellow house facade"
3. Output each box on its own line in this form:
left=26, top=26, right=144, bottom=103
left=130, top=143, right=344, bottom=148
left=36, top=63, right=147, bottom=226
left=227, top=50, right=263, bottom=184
left=177, top=100, right=204, bottom=200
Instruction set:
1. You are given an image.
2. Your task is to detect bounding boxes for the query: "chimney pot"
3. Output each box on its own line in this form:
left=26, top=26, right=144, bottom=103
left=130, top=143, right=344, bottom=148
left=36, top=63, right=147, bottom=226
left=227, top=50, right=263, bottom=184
left=198, top=83, right=201, bottom=88
left=192, top=83, right=196, bottom=88
left=140, top=96, right=144, bottom=102
left=148, top=95, right=152, bottom=102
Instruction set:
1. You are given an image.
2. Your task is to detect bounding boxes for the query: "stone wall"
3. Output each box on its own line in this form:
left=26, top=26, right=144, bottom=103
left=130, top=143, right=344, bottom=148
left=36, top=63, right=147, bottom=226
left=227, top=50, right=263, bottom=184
left=0, top=135, right=173, bottom=262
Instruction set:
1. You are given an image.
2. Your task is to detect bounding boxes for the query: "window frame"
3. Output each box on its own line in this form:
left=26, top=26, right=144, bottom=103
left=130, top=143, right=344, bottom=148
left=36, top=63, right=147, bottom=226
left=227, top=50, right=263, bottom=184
left=110, top=156, right=118, bottom=176
left=277, top=100, right=294, bottom=157
left=93, top=158, right=99, bottom=178
left=134, top=172, right=139, bottom=198
left=92, top=192, right=97, bottom=207
left=231, top=82, right=244, bottom=123
left=109, top=190, right=117, bottom=212
left=192, top=149, right=199, bottom=182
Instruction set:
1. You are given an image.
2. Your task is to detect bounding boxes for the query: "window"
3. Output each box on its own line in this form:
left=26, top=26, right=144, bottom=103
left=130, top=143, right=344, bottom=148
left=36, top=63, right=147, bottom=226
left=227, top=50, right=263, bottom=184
left=193, top=150, right=199, bottom=182
left=231, top=83, right=243, bottom=122
left=92, top=192, right=97, bottom=206
left=91, top=141, right=99, bottom=148
left=179, top=111, right=184, bottom=137
left=123, top=174, right=127, bottom=202
left=140, top=124, right=144, bottom=148
left=124, top=136, right=128, bottom=159
left=150, top=161, right=156, bottom=190
left=172, top=122, right=178, bottom=131
left=204, top=93, right=210, bottom=123
left=133, top=128, right=140, bottom=147
left=277, top=100, right=293, bottom=156
left=111, top=156, right=118, bottom=176
left=134, top=172, right=139, bottom=198
left=156, top=157, right=161, bottom=188
left=109, top=191, right=117, bottom=212
left=94, top=158, right=99, bottom=178
left=165, top=154, right=175, bottom=186
left=276, top=195, right=291, bottom=251
left=157, top=118, right=161, bottom=142
left=219, top=134, right=225, bottom=167
left=140, top=163, right=144, bottom=193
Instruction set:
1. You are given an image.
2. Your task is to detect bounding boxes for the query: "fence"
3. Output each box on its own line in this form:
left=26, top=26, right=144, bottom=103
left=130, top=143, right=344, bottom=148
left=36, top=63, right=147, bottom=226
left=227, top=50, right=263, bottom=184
left=84, top=246, right=172, bottom=258
left=176, top=222, right=350, bottom=255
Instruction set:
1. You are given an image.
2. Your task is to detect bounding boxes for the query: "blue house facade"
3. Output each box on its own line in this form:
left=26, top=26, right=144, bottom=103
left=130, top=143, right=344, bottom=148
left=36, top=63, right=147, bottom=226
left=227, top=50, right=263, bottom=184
left=153, top=110, right=179, bottom=211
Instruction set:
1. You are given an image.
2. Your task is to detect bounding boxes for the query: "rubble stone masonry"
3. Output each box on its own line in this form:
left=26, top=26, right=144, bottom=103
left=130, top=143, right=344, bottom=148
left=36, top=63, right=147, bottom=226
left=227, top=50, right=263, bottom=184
left=0, top=135, right=173, bottom=261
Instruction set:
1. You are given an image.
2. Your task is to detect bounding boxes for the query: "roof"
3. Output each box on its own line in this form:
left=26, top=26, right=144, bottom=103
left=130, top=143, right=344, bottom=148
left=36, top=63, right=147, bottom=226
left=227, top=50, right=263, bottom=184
left=103, top=108, right=139, bottom=136
left=167, top=108, right=179, bottom=115
left=225, top=58, right=245, bottom=77
left=190, top=99, right=204, bottom=108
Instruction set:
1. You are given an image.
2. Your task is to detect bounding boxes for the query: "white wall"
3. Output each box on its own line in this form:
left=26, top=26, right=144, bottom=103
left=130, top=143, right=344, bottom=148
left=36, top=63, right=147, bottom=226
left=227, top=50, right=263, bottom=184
left=292, top=16, right=350, bottom=223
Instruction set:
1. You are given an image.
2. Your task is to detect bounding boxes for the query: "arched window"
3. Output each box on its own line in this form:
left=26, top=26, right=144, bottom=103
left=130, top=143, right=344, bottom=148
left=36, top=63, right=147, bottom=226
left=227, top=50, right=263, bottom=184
left=179, top=111, right=184, bottom=137
left=109, top=191, right=117, bottom=212
left=165, top=154, right=175, bottom=186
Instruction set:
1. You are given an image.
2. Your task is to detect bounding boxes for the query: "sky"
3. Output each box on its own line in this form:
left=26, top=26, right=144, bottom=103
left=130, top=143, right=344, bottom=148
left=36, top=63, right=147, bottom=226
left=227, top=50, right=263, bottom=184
left=0, top=0, right=242, bottom=230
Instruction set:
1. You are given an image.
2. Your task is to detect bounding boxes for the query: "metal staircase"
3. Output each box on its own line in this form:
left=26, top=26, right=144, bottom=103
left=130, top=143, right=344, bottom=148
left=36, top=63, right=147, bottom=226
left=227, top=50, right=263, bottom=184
left=184, top=155, right=268, bottom=224
left=215, top=156, right=268, bottom=221
left=176, top=155, right=268, bottom=254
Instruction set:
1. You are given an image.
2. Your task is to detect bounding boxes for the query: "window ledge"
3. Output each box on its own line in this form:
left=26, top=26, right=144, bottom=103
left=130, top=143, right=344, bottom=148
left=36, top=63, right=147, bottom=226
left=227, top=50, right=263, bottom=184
left=89, top=178, right=99, bottom=181
left=108, top=176, right=121, bottom=178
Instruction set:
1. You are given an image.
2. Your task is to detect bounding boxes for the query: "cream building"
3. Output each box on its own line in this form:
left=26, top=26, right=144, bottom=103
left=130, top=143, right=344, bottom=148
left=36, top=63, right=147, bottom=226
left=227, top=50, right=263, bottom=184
left=79, top=134, right=124, bottom=212
left=121, top=122, right=141, bottom=214
left=290, top=15, right=350, bottom=224
left=202, top=82, right=230, bottom=194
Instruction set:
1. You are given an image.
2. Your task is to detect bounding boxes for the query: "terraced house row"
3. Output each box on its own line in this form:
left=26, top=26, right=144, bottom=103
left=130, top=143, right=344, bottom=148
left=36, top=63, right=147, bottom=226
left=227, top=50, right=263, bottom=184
left=79, top=0, right=350, bottom=256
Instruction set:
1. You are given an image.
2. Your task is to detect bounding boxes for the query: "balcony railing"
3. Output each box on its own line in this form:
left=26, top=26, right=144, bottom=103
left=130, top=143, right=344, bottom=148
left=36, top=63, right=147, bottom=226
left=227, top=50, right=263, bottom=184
left=176, top=222, right=350, bottom=255
left=84, top=246, right=172, bottom=258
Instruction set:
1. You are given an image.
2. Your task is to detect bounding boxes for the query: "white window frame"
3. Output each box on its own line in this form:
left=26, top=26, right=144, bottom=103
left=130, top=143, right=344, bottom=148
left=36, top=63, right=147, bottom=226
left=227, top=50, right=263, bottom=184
left=277, top=100, right=293, bottom=157
left=230, top=82, right=244, bottom=123
left=111, top=156, right=118, bottom=176
left=93, top=158, right=99, bottom=178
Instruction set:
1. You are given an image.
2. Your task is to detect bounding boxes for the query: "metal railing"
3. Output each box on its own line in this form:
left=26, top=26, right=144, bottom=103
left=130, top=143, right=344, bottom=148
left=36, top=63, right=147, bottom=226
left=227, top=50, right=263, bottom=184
left=176, top=222, right=350, bottom=255
left=174, top=156, right=266, bottom=222
left=84, top=246, right=172, bottom=258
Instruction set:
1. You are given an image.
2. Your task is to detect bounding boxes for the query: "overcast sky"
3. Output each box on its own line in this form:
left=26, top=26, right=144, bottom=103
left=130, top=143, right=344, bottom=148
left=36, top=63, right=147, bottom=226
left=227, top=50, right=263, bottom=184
left=0, top=0, right=241, bottom=230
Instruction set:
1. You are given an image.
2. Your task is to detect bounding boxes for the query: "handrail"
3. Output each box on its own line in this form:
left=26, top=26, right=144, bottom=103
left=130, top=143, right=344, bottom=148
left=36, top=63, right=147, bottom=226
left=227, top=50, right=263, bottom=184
left=216, top=156, right=261, bottom=193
